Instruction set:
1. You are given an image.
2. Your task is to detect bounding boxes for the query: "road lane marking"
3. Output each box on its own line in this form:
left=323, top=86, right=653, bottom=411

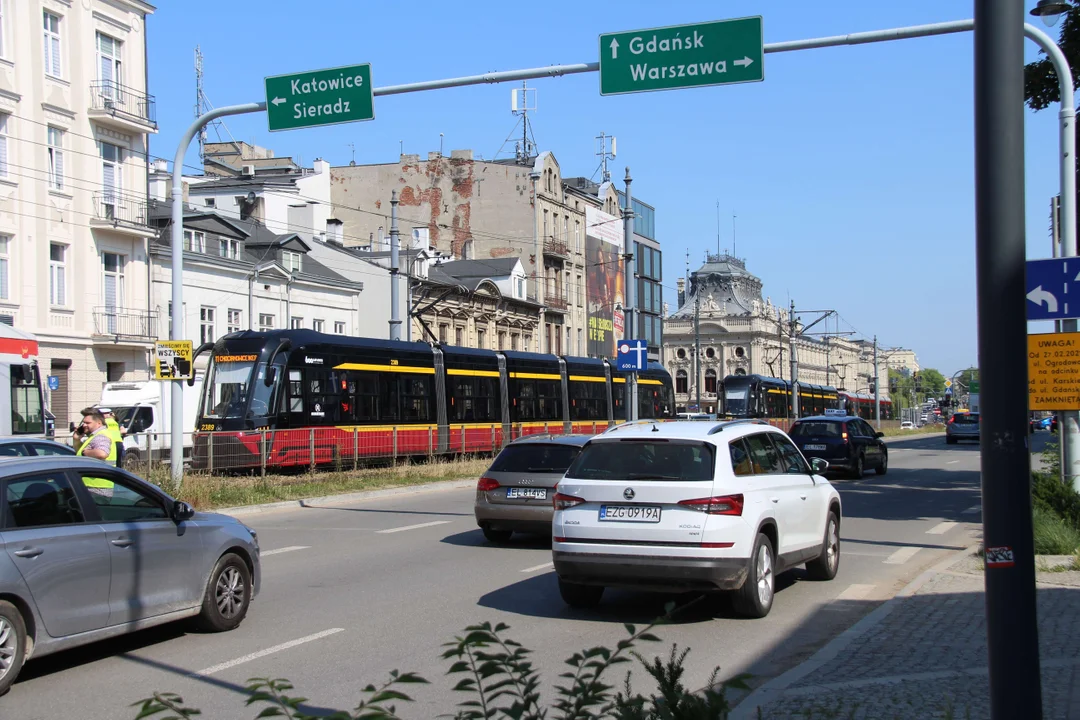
left=377, top=520, right=451, bottom=534
left=926, top=522, right=958, bottom=535
left=521, top=561, right=554, bottom=573
left=834, top=584, right=876, bottom=601
left=947, top=460, right=959, bottom=465
left=193, top=628, right=345, bottom=677
left=962, top=505, right=982, bottom=515
left=884, top=546, right=920, bottom=564
left=261, top=545, right=310, bottom=556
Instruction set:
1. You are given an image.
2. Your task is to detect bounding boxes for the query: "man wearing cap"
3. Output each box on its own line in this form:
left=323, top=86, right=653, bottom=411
left=73, top=408, right=116, bottom=498
left=98, top=407, right=124, bottom=468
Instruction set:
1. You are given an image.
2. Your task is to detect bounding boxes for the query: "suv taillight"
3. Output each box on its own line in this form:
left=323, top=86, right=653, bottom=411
left=477, top=477, right=500, bottom=492
left=553, top=492, right=585, bottom=510
left=678, top=494, right=744, bottom=516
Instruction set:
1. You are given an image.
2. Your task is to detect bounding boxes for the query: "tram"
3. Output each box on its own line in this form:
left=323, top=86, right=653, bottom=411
left=719, top=374, right=841, bottom=419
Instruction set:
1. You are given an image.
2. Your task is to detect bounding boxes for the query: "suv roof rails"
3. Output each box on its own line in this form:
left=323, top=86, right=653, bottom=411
left=707, top=418, right=770, bottom=435
left=602, top=420, right=661, bottom=434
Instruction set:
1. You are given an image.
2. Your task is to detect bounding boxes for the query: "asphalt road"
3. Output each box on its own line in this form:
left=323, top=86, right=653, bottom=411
left=4, top=430, right=1050, bottom=719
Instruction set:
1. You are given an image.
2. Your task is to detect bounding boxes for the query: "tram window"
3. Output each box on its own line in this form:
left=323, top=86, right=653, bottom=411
left=569, top=380, right=605, bottom=421
left=351, top=373, right=378, bottom=422
left=307, top=371, right=340, bottom=423
left=401, top=376, right=432, bottom=422
left=536, top=379, right=561, bottom=421
left=288, top=370, right=303, bottom=413
left=613, top=384, right=627, bottom=421
left=513, top=381, right=538, bottom=422
left=450, top=376, right=498, bottom=423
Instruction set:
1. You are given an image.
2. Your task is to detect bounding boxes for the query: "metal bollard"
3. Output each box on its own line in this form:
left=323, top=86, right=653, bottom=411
left=207, top=431, right=214, bottom=474
left=353, top=427, right=359, bottom=472
left=260, top=430, right=267, bottom=477
left=392, top=425, right=398, bottom=463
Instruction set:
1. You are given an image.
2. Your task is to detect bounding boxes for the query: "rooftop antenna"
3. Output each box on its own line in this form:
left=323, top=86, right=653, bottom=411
left=499, top=81, right=538, bottom=163
left=716, top=200, right=721, bottom=257
left=596, top=132, right=617, bottom=183
left=348, top=143, right=356, bottom=166
left=194, top=45, right=237, bottom=164
left=732, top=212, right=737, bottom=258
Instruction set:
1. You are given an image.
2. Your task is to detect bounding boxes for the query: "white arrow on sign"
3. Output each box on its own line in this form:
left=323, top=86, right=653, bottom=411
left=271, top=97, right=286, bottom=106
left=1027, top=285, right=1059, bottom=313
left=733, top=56, right=754, bottom=68
left=610, top=38, right=619, bottom=59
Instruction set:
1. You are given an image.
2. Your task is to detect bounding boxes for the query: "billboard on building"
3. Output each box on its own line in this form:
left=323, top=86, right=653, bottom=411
left=585, top=206, right=624, bottom=358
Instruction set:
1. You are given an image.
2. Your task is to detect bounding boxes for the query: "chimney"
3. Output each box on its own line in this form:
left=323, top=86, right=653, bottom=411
left=677, top=277, right=686, bottom=308
left=313, top=158, right=330, bottom=176
left=149, top=158, right=169, bottom=202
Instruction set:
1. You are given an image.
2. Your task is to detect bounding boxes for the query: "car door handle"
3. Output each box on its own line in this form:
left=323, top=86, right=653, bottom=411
left=770, top=496, right=780, bottom=503
left=110, top=537, right=134, bottom=548
left=13, top=546, right=43, bottom=558
left=800, top=494, right=808, bottom=500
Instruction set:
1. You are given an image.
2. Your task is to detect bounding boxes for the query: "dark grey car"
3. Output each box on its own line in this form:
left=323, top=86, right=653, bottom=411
left=0, top=457, right=260, bottom=694
left=475, top=434, right=591, bottom=543
left=946, top=412, right=980, bottom=443
left=0, top=437, right=75, bottom=457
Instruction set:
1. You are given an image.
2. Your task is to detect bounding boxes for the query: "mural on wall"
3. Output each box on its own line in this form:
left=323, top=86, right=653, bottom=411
left=585, top=206, right=624, bottom=358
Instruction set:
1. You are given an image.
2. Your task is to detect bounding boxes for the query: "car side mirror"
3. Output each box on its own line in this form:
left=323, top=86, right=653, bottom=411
left=172, top=500, right=195, bottom=523
left=810, top=457, right=829, bottom=474
left=263, top=366, right=277, bottom=387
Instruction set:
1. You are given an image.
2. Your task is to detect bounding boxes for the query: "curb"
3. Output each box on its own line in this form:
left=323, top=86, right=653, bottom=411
left=213, top=477, right=477, bottom=518
left=730, top=541, right=981, bottom=719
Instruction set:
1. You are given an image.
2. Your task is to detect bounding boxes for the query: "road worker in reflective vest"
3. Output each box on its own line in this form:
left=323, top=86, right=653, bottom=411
left=98, top=406, right=124, bottom=468
left=74, top=407, right=115, bottom=498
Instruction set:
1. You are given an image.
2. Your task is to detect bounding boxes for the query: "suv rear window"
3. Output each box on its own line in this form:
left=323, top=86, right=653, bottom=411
left=488, top=444, right=582, bottom=473
left=953, top=414, right=979, bottom=424
left=790, top=421, right=842, bottom=437
left=567, top=440, right=715, bottom=481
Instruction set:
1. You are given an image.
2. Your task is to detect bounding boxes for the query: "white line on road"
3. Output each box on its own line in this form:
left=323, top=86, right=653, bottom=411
left=834, top=584, right=876, bottom=601
left=193, top=628, right=345, bottom=677
left=926, top=522, right=958, bottom=535
left=947, top=460, right=959, bottom=465
left=962, top=505, right=982, bottom=515
left=884, top=546, right=921, bottom=564
left=376, top=520, right=451, bottom=534
left=261, top=545, right=310, bottom=556
left=521, top=561, right=554, bottom=573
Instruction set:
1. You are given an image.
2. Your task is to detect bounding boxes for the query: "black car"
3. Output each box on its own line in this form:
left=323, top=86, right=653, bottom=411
left=789, top=415, right=887, bottom=479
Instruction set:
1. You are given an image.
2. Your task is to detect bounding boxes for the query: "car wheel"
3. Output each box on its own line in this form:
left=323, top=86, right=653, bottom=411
left=849, top=454, right=864, bottom=479
left=0, top=600, right=27, bottom=696
left=121, top=450, right=141, bottom=471
left=732, top=533, right=775, bottom=619
left=806, top=512, right=840, bottom=581
left=558, top=579, right=604, bottom=609
left=194, top=553, right=252, bottom=632
left=876, top=450, right=888, bottom=475
left=481, top=525, right=513, bottom=543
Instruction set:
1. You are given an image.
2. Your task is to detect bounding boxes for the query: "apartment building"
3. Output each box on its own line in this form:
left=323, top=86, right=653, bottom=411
left=0, top=0, right=157, bottom=428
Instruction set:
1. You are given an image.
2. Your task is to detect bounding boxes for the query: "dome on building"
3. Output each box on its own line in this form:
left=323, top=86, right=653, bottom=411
left=671, top=253, right=764, bottom=318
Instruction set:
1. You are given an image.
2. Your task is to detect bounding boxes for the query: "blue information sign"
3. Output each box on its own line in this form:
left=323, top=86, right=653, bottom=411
left=46, top=375, right=59, bottom=391
left=616, top=339, right=648, bottom=372
left=1026, top=257, right=1080, bottom=320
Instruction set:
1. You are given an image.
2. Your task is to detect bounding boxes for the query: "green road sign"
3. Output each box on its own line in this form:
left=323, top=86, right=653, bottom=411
left=265, top=64, right=374, bottom=132
left=599, top=17, right=763, bottom=96
left=969, top=380, right=979, bottom=393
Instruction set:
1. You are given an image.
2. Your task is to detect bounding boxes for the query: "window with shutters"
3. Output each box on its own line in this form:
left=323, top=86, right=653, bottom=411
left=47, top=127, right=64, bottom=191
left=43, top=11, right=61, bottom=79
left=100, top=142, right=121, bottom=220
left=96, top=33, right=121, bottom=99
left=102, top=253, right=124, bottom=333
left=49, top=243, right=66, bottom=306
left=0, top=235, right=9, bottom=301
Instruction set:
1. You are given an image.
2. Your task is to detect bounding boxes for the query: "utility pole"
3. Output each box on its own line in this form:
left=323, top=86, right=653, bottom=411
left=975, top=3, right=1042, bottom=716
left=789, top=300, right=799, bottom=419
left=694, top=292, right=701, bottom=412
left=873, top=335, right=880, bottom=426
left=623, top=167, right=638, bottom=420
left=389, top=191, right=401, bottom=341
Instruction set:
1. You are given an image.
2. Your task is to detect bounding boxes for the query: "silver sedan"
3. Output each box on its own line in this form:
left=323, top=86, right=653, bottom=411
left=0, top=456, right=260, bottom=694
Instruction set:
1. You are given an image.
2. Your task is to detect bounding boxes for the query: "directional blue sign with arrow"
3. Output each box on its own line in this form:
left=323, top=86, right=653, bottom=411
left=1026, top=257, right=1080, bottom=320
left=616, top=339, right=648, bottom=372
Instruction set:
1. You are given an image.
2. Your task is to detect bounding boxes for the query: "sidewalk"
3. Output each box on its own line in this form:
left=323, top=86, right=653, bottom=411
left=735, top=551, right=1080, bottom=719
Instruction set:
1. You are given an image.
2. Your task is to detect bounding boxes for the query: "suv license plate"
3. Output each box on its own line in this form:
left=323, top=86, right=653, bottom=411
left=507, top=488, right=547, bottom=500
left=599, top=505, right=661, bottom=523
left=804, top=444, right=827, bottom=451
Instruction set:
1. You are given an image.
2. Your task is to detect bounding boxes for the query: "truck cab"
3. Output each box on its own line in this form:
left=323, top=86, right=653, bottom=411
left=99, top=377, right=203, bottom=469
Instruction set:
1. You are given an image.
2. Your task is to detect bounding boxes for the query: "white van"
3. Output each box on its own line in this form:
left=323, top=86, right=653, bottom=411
left=98, top=377, right=203, bottom=468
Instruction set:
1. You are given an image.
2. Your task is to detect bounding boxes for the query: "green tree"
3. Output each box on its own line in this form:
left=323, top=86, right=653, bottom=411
left=918, top=368, right=946, bottom=398
left=956, top=367, right=979, bottom=391
left=1025, top=2, right=1080, bottom=113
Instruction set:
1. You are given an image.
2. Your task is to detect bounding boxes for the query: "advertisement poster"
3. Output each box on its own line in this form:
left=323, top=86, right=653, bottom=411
left=585, top=206, right=624, bottom=358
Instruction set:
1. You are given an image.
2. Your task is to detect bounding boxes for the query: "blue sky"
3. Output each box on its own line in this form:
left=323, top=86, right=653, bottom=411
left=148, top=1, right=1063, bottom=376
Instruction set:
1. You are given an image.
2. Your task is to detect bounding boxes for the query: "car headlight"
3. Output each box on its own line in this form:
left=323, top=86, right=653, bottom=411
left=243, top=525, right=260, bottom=550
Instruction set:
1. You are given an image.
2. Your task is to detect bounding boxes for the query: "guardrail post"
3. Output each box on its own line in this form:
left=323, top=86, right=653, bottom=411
left=309, top=427, right=316, bottom=472
left=207, top=431, right=214, bottom=474
left=353, top=427, right=359, bottom=471
left=392, top=426, right=398, bottom=464
left=428, top=426, right=434, bottom=457
left=261, top=431, right=267, bottom=477
left=491, top=425, right=496, bottom=452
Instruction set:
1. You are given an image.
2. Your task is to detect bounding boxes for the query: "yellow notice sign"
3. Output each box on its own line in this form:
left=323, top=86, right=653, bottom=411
left=154, top=340, right=194, bottom=381
left=1029, top=332, right=1080, bottom=410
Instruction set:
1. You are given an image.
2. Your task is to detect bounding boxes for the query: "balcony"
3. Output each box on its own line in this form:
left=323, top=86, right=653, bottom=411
left=90, top=192, right=154, bottom=236
left=543, top=238, right=569, bottom=259
left=92, top=307, right=158, bottom=344
left=544, top=287, right=569, bottom=312
left=88, top=80, right=158, bottom=134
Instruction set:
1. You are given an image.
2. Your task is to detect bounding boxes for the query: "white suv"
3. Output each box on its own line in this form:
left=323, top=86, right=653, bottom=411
left=552, top=419, right=841, bottom=618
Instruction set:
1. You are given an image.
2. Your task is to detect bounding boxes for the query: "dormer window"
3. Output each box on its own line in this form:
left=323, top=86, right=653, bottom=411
left=219, top=238, right=240, bottom=260
left=282, top=250, right=301, bottom=272
left=183, top=230, right=206, bottom=253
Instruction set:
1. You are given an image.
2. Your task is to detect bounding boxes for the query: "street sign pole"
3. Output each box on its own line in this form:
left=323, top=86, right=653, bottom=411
left=974, top=2, right=1042, bottom=717
left=623, top=168, right=638, bottom=422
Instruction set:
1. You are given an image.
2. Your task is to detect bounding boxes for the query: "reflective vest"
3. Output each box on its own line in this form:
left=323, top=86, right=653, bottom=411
left=77, top=427, right=116, bottom=489
left=104, top=417, right=123, bottom=467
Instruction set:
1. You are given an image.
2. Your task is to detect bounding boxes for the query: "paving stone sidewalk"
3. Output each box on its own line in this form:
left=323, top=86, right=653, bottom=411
left=735, top=554, right=1080, bottom=719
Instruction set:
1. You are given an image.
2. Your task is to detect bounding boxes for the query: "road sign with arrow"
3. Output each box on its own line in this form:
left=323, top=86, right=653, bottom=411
left=1025, top=257, right=1080, bottom=320
left=265, top=64, right=374, bottom=132
left=599, top=17, right=764, bottom=96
